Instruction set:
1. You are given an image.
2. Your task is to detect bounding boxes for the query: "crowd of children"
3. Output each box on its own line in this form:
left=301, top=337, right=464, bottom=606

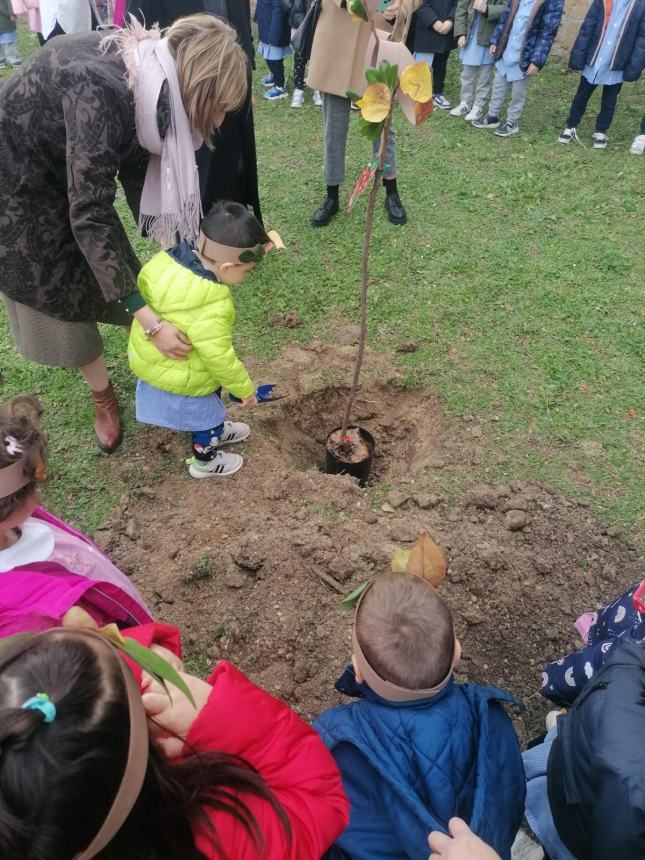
left=1, top=403, right=643, bottom=858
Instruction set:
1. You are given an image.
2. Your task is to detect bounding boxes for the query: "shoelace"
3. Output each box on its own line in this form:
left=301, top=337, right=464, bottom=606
left=573, top=130, right=588, bottom=149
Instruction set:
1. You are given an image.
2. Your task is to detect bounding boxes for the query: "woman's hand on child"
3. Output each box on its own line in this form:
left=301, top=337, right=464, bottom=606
left=457, top=35, right=466, bottom=47
left=142, top=671, right=212, bottom=758
left=152, top=323, right=193, bottom=360
left=239, top=394, right=258, bottom=408
left=428, top=819, right=501, bottom=860
left=526, top=63, right=540, bottom=76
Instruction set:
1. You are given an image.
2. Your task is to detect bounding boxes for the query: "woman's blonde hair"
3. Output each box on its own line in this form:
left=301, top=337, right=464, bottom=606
left=167, top=14, right=248, bottom=145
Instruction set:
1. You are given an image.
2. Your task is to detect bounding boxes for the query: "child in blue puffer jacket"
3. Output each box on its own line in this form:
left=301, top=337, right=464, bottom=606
left=313, top=573, right=525, bottom=860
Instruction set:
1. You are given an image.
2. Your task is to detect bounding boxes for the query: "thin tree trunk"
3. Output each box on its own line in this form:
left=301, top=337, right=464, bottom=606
left=340, top=108, right=394, bottom=442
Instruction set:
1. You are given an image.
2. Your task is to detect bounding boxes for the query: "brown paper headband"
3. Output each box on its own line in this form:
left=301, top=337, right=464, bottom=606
left=352, top=579, right=457, bottom=703
left=196, top=231, right=267, bottom=265
left=0, top=457, right=31, bottom=500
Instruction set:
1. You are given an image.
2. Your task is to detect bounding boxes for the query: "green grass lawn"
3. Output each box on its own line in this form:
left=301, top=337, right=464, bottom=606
left=1, top=27, right=643, bottom=539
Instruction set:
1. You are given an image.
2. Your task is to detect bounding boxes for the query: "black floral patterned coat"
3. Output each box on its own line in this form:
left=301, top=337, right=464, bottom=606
left=0, top=33, right=149, bottom=322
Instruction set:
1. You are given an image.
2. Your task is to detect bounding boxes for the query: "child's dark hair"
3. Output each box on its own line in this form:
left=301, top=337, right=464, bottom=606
left=201, top=200, right=269, bottom=248
left=0, top=395, right=46, bottom=521
left=0, top=632, right=291, bottom=859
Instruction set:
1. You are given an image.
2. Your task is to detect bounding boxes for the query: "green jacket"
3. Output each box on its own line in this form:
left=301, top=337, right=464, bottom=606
left=128, top=249, right=254, bottom=399
left=0, top=0, right=16, bottom=36
left=454, top=0, right=506, bottom=45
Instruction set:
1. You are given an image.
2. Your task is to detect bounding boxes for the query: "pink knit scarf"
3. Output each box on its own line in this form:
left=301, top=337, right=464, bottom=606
left=111, top=20, right=203, bottom=245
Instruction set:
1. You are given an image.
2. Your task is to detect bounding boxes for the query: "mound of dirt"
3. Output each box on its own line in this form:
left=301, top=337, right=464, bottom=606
left=99, top=343, right=643, bottom=741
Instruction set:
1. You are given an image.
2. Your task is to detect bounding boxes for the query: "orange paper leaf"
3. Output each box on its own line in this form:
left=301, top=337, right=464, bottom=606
left=414, top=97, right=434, bottom=126
left=356, top=83, right=392, bottom=123
left=391, top=530, right=446, bottom=587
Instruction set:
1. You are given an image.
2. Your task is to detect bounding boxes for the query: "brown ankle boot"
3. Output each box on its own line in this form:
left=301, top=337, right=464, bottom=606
left=91, top=383, right=123, bottom=453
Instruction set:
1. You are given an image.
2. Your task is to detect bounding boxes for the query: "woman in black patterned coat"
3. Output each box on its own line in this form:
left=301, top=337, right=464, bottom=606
left=0, top=17, right=248, bottom=452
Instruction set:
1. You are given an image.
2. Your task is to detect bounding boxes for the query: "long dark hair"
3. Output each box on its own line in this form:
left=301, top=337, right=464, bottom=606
left=0, top=632, right=290, bottom=859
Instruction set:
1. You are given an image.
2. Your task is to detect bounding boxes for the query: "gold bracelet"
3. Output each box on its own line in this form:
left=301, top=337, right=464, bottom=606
left=144, top=318, right=165, bottom=341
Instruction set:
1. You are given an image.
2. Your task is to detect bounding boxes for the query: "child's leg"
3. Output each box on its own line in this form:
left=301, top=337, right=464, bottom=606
left=487, top=68, right=510, bottom=119
left=4, top=37, right=20, bottom=65
left=460, top=64, right=479, bottom=106
left=293, top=52, right=306, bottom=91
left=266, top=58, right=285, bottom=88
left=595, top=82, right=623, bottom=133
left=432, top=52, right=449, bottom=96
left=505, top=76, right=531, bottom=125
left=566, top=75, right=596, bottom=129
left=474, top=64, right=494, bottom=109
left=192, top=425, right=225, bottom=461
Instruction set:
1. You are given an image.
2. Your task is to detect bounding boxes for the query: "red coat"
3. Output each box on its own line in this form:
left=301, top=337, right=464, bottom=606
left=124, top=624, right=349, bottom=859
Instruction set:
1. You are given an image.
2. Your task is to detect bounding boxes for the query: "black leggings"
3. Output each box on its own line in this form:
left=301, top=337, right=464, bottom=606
left=265, top=57, right=285, bottom=88
left=566, top=75, right=623, bottom=133
left=294, top=51, right=307, bottom=90
left=432, top=50, right=451, bottom=95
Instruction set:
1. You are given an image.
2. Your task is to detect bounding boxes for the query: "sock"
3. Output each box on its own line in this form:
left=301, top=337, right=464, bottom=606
left=383, top=177, right=398, bottom=197
left=326, top=184, right=339, bottom=202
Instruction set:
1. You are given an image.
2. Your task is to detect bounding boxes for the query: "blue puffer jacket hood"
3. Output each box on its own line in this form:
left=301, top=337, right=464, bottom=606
left=314, top=665, right=526, bottom=860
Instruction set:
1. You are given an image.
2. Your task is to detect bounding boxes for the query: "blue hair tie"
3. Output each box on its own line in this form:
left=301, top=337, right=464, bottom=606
left=21, top=692, right=56, bottom=724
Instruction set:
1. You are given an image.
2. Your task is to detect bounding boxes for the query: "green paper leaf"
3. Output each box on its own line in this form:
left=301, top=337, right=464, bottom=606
left=358, top=117, right=385, bottom=140
left=346, top=90, right=361, bottom=102
left=340, top=580, right=371, bottom=612
left=119, top=638, right=196, bottom=707
left=349, top=0, right=368, bottom=20
left=365, top=68, right=380, bottom=85
left=239, top=244, right=265, bottom=264
left=385, top=63, right=399, bottom=89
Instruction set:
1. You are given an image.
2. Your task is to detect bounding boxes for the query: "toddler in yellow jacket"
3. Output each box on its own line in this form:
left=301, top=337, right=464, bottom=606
left=128, top=201, right=272, bottom=479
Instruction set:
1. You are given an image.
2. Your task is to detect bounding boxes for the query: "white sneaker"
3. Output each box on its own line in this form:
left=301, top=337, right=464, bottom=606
left=558, top=126, right=578, bottom=144
left=218, top=421, right=250, bottom=446
left=188, top=450, right=243, bottom=478
left=291, top=88, right=305, bottom=108
left=449, top=100, right=470, bottom=117
left=630, top=133, right=645, bottom=155
left=313, top=89, right=323, bottom=106
left=464, top=105, right=483, bottom=122
left=592, top=132, right=608, bottom=149
left=433, top=94, right=452, bottom=110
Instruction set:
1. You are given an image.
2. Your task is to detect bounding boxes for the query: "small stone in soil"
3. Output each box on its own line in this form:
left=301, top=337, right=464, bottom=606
left=415, top=493, right=443, bottom=509
left=504, top=509, right=528, bottom=531
left=386, top=489, right=409, bottom=508
left=381, top=503, right=395, bottom=514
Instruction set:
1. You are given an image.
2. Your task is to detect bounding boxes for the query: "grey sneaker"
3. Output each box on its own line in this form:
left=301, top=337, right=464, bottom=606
left=592, top=132, right=608, bottom=149
left=558, top=126, right=578, bottom=144
left=188, top=450, right=243, bottom=478
left=218, top=421, right=250, bottom=446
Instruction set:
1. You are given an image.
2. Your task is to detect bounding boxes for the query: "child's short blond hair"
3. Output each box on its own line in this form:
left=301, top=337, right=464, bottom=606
left=356, top=574, right=455, bottom=690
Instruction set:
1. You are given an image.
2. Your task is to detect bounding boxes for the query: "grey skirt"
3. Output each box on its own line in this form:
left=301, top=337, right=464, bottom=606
left=2, top=296, right=130, bottom=368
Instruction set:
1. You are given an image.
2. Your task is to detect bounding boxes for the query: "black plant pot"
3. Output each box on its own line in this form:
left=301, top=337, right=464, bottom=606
left=325, top=426, right=376, bottom=486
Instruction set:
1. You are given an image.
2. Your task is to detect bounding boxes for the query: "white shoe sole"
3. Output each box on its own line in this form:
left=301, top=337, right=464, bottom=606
left=189, top=459, right=243, bottom=478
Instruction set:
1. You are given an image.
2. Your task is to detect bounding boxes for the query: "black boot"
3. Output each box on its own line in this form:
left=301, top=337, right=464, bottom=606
left=384, top=191, right=407, bottom=225
left=312, top=196, right=340, bottom=227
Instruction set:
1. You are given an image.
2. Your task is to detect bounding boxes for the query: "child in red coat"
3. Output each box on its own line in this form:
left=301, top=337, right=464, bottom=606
left=0, top=620, right=349, bottom=859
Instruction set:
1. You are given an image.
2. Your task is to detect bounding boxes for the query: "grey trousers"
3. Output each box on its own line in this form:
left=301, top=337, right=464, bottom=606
left=460, top=63, right=494, bottom=108
left=488, top=68, right=531, bottom=125
left=322, top=92, right=396, bottom=186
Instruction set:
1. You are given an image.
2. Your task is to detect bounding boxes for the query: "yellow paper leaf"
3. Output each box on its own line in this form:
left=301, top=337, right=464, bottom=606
left=400, top=61, right=433, bottom=104
left=62, top=606, right=100, bottom=630
left=405, top=530, right=446, bottom=587
left=267, top=229, right=285, bottom=250
left=98, top=623, right=127, bottom=647
left=356, top=83, right=392, bottom=123
left=391, top=547, right=411, bottom=572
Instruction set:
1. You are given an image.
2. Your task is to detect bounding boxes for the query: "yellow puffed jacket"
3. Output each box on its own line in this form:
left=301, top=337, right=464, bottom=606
left=128, top=249, right=254, bottom=399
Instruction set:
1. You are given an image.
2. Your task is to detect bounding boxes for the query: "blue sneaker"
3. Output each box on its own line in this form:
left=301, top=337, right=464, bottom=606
left=260, top=74, right=274, bottom=87
left=264, top=86, right=288, bottom=101
left=472, top=114, right=500, bottom=129
left=495, top=121, right=519, bottom=137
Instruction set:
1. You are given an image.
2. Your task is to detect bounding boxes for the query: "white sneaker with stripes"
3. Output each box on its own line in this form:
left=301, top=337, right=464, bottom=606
left=188, top=451, right=243, bottom=478
left=218, top=421, right=250, bottom=446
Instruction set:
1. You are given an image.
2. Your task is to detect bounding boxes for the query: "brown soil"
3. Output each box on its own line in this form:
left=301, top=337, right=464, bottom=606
left=326, top=427, right=374, bottom=465
left=97, top=342, right=643, bottom=743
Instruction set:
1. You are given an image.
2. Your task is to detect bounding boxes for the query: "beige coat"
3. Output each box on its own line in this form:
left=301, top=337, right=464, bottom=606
left=307, top=0, right=398, bottom=98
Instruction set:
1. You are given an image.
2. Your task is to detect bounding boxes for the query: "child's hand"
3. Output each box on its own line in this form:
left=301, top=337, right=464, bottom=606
left=443, top=20, right=453, bottom=31
left=149, top=643, right=184, bottom=673
left=473, top=0, right=487, bottom=12
left=142, top=671, right=212, bottom=758
left=489, top=44, right=496, bottom=55
left=239, top=394, right=258, bottom=408
left=526, top=62, right=540, bottom=76
left=428, top=819, right=501, bottom=860
left=432, top=20, right=445, bottom=32
left=457, top=35, right=466, bottom=47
